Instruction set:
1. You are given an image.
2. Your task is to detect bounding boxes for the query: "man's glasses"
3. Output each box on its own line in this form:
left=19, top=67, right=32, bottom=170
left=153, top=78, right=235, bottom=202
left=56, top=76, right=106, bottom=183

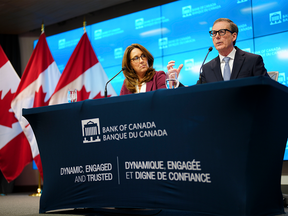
left=209, top=29, right=234, bottom=37
left=131, top=54, right=147, bottom=62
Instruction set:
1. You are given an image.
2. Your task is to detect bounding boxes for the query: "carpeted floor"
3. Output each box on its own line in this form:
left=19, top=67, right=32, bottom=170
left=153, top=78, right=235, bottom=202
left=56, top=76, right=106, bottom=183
left=1, top=192, right=288, bottom=216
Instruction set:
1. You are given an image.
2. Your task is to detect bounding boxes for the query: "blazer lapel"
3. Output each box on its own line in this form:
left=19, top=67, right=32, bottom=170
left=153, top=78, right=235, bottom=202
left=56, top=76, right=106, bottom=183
left=231, top=48, right=245, bottom=80
left=212, top=56, right=223, bottom=81
left=146, top=79, right=153, bottom=92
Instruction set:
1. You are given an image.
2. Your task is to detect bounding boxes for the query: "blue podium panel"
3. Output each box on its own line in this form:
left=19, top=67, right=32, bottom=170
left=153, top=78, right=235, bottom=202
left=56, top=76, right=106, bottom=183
left=23, top=76, right=288, bottom=215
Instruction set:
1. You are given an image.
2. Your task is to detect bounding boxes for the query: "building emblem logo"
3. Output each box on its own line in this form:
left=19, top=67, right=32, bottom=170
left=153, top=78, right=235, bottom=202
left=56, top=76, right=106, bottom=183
left=82, top=118, right=101, bottom=143
left=159, top=38, right=168, bottom=49
left=114, top=48, right=123, bottom=59
left=270, top=11, right=282, bottom=25
left=278, top=72, right=286, bottom=84
left=58, top=39, right=66, bottom=49
left=184, top=59, right=194, bottom=71
left=182, top=6, right=192, bottom=18
left=94, top=29, right=102, bottom=40
left=135, top=18, right=144, bottom=29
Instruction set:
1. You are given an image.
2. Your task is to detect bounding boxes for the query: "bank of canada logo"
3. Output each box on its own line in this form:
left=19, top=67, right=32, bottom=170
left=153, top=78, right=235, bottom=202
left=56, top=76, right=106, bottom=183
left=82, top=118, right=101, bottom=143
left=278, top=72, right=285, bottom=84
left=94, top=29, right=102, bottom=40
left=135, top=18, right=144, bottom=29
left=159, top=38, right=168, bottom=49
left=114, top=48, right=123, bottom=59
left=58, top=39, right=66, bottom=49
left=182, top=6, right=192, bottom=18
left=270, top=11, right=282, bottom=25
left=184, top=59, right=194, bottom=71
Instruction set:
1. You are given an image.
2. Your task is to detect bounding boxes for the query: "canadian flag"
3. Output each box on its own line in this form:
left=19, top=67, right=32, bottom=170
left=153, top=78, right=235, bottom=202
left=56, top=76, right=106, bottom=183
left=0, top=46, right=33, bottom=182
left=11, top=33, right=61, bottom=179
left=49, top=32, right=116, bottom=105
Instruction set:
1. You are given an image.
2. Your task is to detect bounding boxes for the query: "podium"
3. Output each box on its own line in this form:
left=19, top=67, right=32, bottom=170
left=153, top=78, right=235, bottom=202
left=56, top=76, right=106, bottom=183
left=23, top=76, right=288, bottom=215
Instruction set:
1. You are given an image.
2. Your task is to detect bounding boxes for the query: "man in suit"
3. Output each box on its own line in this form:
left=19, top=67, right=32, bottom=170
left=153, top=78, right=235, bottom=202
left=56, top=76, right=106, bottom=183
left=167, top=18, right=269, bottom=84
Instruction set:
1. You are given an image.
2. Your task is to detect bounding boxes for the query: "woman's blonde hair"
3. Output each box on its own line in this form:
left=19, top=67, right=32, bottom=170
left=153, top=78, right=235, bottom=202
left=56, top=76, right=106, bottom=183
left=122, top=44, right=155, bottom=93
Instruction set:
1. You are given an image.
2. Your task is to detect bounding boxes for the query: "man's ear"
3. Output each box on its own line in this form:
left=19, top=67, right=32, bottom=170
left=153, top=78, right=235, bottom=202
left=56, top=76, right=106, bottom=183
left=232, top=33, right=237, bottom=42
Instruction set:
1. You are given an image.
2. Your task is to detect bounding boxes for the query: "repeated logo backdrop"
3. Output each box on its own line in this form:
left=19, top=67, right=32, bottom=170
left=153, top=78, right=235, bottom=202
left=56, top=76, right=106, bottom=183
left=34, top=0, right=288, bottom=158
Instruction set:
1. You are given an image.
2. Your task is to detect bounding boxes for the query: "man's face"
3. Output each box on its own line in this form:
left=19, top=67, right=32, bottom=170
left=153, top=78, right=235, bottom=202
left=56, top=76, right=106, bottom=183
left=212, top=21, right=237, bottom=56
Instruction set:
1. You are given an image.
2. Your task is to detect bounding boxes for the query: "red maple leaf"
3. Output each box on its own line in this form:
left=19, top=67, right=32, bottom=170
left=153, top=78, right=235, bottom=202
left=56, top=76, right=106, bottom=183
left=76, top=85, right=108, bottom=101
left=93, top=92, right=110, bottom=99
left=0, top=90, right=19, bottom=128
left=33, top=86, right=49, bottom=108
left=77, top=85, right=91, bottom=101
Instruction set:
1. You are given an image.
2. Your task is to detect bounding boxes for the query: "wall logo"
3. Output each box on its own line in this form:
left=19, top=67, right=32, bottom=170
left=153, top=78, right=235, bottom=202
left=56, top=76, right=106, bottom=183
left=159, top=38, right=168, bottom=49
left=94, top=29, right=102, bottom=40
left=270, top=11, right=282, bottom=25
left=82, top=118, right=101, bottom=143
left=58, top=39, right=66, bottom=49
left=182, top=6, right=192, bottom=18
left=114, top=48, right=123, bottom=59
left=135, top=18, right=144, bottom=29
left=184, top=59, right=194, bottom=71
left=278, top=72, right=285, bottom=84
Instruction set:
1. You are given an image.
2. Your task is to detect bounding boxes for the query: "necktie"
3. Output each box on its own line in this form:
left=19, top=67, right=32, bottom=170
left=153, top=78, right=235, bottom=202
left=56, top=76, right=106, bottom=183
left=223, top=57, right=231, bottom=81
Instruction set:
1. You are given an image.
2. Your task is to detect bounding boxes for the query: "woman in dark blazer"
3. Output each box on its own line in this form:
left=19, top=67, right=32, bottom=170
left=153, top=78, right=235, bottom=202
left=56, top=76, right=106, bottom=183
left=120, top=44, right=166, bottom=95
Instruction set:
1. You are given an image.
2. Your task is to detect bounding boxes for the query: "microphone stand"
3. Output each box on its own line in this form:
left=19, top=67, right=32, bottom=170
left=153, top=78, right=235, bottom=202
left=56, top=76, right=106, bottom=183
left=199, top=47, right=213, bottom=84
left=105, top=67, right=126, bottom=97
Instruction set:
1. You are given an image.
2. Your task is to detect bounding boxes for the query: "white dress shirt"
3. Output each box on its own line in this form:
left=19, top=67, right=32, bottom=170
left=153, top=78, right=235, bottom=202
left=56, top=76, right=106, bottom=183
left=219, top=48, right=236, bottom=78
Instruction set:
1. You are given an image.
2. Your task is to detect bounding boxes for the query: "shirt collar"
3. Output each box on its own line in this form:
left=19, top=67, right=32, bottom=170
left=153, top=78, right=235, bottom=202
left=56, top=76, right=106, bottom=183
left=219, top=47, right=236, bottom=62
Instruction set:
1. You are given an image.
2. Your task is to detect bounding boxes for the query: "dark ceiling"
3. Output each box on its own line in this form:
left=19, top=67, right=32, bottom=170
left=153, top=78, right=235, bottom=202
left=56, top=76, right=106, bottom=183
left=0, top=0, right=132, bottom=34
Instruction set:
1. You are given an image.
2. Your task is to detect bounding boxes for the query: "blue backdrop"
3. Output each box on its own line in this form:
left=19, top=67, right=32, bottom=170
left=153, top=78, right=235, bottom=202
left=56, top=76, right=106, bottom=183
left=34, top=0, right=288, bottom=159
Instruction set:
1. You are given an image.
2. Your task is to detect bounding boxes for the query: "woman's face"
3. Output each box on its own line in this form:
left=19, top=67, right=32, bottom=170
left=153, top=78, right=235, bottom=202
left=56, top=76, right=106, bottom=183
left=129, top=48, right=149, bottom=78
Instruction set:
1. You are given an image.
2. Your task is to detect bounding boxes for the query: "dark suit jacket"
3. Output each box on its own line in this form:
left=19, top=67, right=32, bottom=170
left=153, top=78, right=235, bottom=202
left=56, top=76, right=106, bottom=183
left=197, top=47, right=269, bottom=84
left=120, top=71, right=166, bottom=95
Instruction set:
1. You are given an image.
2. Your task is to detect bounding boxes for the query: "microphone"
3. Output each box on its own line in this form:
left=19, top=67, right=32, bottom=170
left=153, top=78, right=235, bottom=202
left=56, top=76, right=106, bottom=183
left=105, top=67, right=126, bottom=97
left=199, top=47, right=213, bottom=84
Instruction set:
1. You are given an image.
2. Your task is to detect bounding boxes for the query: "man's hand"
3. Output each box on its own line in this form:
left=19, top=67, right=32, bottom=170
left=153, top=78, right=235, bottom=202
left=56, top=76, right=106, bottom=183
left=167, top=60, right=183, bottom=78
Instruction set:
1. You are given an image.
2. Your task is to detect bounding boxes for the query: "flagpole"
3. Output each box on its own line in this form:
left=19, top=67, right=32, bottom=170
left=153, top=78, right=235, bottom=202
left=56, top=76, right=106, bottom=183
left=83, top=16, right=86, bottom=33
left=29, top=172, right=42, bottom=197
left=41, top=21, right=44, bottom=34
left=30, top=22, right=45, bottom=197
